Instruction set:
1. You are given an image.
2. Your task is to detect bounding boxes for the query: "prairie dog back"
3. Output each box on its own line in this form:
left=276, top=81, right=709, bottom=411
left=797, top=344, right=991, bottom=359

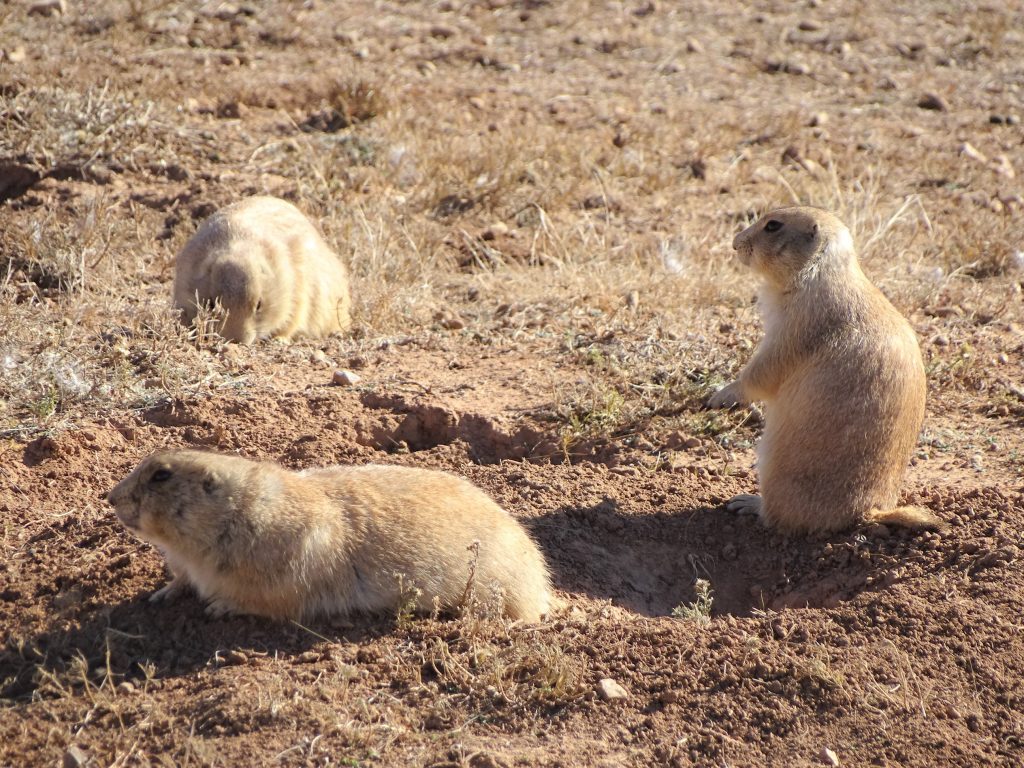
left=173, top=196, right=351, bottom=343
left=107, top=449, right=552, bottom=622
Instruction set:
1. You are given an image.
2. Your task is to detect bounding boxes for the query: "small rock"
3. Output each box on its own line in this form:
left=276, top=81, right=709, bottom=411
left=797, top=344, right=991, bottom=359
left=28, top=0, right=65, bottom=16
left=931, top=334, right=949, bottom=347
left=310, top=349, right=328, bottom=365
left=295, top=650, right=321, bottom=664
left=63, top=745, right=89, bottom=768
left=917, top=93, right=949, bottom=112
left=116, top=681, right=136, bottom=695
left=685, top=37, right=704, bottom=54
left=219, top=650, right=248, bottom=666
left=597, top=678, right=629, bottom=701
left=332, top=369, right=361, bottom=386
left=659, top=689, right=683, bottom=704
left=435, top=311, right=465, bottom=330
left=819, top=747, right=840, bottom=766
left=481, top=221, right=509, bottom=240
left=808, top=111, right=829, bottom=127
left=4, top=46, right=26, bottom=63
left=991, top=155, right=1015, bottom=179
left=798, top=20, right=822, bottom=31
left=959, top=142, right=988, bottom=164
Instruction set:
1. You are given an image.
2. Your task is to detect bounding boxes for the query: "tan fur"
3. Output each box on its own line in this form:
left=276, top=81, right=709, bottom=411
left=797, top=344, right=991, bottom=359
left=173, top=196, right=351, bottom=343
left=709, top=206, right=944, bottom=533
left=107, top=449, right=552, bottom=622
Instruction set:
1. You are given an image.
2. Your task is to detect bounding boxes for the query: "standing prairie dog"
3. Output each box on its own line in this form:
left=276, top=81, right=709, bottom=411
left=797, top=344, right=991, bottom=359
left=173, top=196, right=351, bottom=343
left=107, top=450, right=552, bottom=622
left=708, top=206, right=943, bottom=533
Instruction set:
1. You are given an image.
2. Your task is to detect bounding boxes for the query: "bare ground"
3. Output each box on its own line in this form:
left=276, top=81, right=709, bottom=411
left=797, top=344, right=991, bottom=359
left=2, top=1, right=1023, bottom=766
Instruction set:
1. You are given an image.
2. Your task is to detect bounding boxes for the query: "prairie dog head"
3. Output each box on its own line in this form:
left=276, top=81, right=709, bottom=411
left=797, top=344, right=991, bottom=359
left=732, top=206, right=855, bottom=289
left=209, top=257, right=269, bottom=344
left=107, top=449, right=251, bottom=554
left=181, top=255, right=277, bottom=345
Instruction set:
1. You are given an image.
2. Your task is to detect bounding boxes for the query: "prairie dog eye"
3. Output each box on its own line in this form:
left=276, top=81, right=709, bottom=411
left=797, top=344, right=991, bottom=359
left=763, top=220, right=783, bottom=233
left=150, top=468, right=172, bottom=483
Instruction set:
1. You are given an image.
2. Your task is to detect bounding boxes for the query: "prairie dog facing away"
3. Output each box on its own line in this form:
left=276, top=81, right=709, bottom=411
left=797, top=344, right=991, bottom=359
left=173, top=196, right=351, bottom=343
left=107, top=450, right=552, bottom=622
left=708, top=206, right=943, bottom=533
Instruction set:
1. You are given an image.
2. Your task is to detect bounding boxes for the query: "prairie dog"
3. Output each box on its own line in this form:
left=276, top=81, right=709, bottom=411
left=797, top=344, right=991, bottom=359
left=708, top=206, right=943, bottom=533
left=107, top=450, right=552, bottom=622
left=173, top=196, right=351, bottom=343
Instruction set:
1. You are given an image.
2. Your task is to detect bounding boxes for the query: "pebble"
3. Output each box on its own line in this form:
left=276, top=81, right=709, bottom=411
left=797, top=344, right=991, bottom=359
left=4, top=46, right=26, bottom=63
left=116, top=681, right=136, bottom=695
left=63, top=746, right=89, bottom=768
left=991, top=155, right=1015, bottom=179
left=28, top=0, right=65, bottom=16
left=435, top=311, right=466, bottom=330
left=959, top=142, right=988, bottom=164
left=481, top=221, right=509, bottom=240
left=819, top=747, right=840, bottom=766
left=218, top=650, right=248, bottom=666
left=917, top=93, right=949, bottom=112
left=597, top=677, right=629, bottom=701
left=332, top=369, right=361, bottom=386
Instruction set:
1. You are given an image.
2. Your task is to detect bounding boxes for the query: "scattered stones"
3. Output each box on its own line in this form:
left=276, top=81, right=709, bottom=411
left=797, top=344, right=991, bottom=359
left=989, top=113, right=1020, bottom=125
left=597, top=677, right=629, bottom=701
left=917, top=93, right=949, bottom=112
left=332, top=369, right=361, bottom=387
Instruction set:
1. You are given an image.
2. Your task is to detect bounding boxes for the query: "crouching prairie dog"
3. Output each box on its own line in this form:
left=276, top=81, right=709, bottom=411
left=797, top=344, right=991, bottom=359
left=173, top=196, right=351, bottom=343
left=708, top=206, right=944, bottom=533
left=107, top=449, right=552, bottom=622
